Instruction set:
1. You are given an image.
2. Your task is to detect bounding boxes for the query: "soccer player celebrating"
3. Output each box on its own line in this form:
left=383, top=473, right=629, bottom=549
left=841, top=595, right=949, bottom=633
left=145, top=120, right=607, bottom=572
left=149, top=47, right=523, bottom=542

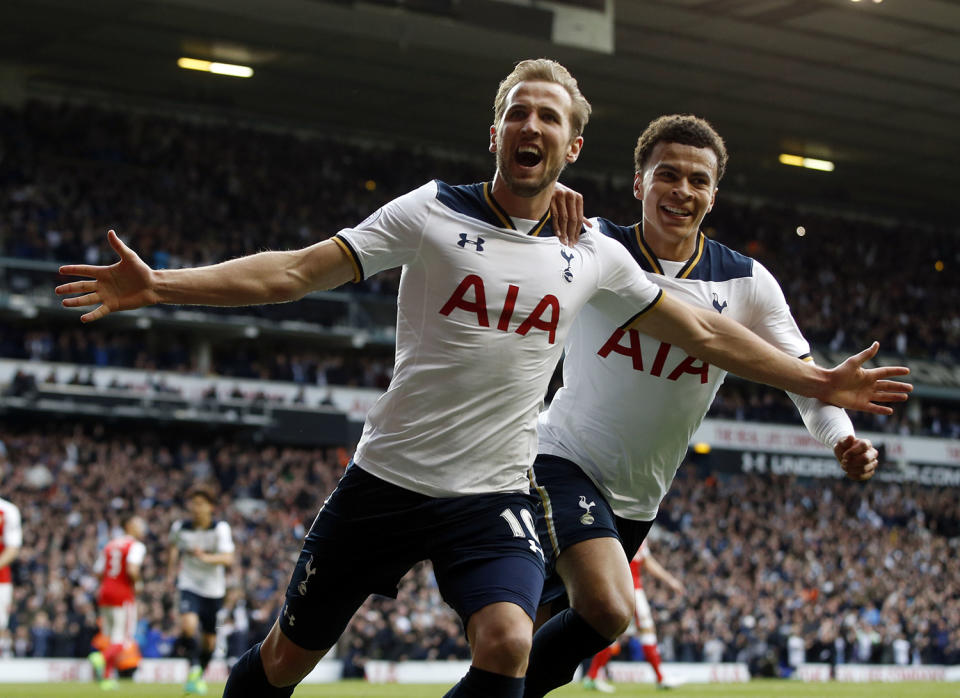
left=523, top=114, right=893, bottom=697
left=57, top=62, right=910, bottom=698
left=0, top=494, right=22, bottom=657
left=168, top=484, right=236, bottom=695
left=89, top=514, right=148, bottom=691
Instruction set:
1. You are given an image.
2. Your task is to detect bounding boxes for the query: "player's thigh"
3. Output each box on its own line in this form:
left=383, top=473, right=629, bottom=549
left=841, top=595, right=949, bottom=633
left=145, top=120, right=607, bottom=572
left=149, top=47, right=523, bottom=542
left=429, top=491, right=546, bottom=629
left=100, top=606, right=129, bottom=644
left=530, top=455, right=624, bottom=607
left=179, top=590, right=219, bottom=635
left=278, top=465, right=427, bottom=651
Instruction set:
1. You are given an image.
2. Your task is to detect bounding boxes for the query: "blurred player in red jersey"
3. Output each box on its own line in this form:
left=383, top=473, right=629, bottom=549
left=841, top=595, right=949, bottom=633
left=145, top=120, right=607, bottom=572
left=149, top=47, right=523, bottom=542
left=0, top=494, right=22, bottom=657
left=89, top=514, right=147, bottom=691
left=583, top=540, right=682, bottom=692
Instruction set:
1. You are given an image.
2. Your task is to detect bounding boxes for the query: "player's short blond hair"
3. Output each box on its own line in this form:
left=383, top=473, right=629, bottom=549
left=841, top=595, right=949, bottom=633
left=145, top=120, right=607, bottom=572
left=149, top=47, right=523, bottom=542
left=493, top=59, right=592, bottom=139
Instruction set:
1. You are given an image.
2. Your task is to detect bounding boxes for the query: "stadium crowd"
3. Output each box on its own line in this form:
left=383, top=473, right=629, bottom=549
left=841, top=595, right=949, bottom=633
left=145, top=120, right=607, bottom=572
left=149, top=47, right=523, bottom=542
left=1, top=99, right=958, bottom=676
left=1, top=421, right=957, bottom=672
left=1, top=100, right=958, bottom=363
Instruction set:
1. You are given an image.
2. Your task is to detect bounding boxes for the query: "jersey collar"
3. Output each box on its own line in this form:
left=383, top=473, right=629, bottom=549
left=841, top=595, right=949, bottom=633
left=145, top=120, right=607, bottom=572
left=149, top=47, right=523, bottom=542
left=633, top=225, right=706, bottom=279
left=483, top=182, right=554, bottom=237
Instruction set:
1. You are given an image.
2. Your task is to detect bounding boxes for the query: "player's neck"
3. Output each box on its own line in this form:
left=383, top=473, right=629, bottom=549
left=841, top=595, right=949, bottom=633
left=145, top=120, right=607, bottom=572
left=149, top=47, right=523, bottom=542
left=641, top=226, right=697, bottom=262
left=193, top=516, right=212, bottom=528
left=489, top=175, right=552, bottom=222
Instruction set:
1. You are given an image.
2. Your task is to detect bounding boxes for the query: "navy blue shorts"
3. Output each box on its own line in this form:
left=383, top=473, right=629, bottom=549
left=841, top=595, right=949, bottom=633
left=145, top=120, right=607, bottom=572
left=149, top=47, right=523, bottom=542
left=531, top=454, right=653, bottom=606
left=178, top=589, right=224, bottom=635
left=279, top=464, right=546, bottom=651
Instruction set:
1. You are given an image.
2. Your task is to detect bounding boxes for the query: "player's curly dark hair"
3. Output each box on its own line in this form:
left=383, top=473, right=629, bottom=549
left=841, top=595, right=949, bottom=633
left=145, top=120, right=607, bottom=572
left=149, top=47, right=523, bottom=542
left=634, top=114, right=728, bottom=182
left=186, top=482, right=218, bottom=504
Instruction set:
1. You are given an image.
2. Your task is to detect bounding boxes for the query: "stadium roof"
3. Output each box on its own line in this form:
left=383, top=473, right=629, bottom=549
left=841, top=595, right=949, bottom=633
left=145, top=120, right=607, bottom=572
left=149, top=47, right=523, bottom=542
left=2, top=0, right=958, bottom=223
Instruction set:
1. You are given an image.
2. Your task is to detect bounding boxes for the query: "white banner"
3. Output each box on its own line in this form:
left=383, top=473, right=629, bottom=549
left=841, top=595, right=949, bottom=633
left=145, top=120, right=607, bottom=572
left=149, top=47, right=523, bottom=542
left=0, top=358, right=381, bottom=421
left=365, top=660, right=471, bottom=684
left=693, top=419, right=960, bottom=468
left=798, top=663, right=953, bottom=682
left=364, top=660, right=749, bottom=685
left=0, top=657, right=340, bottom=683
left=605, top=661, right=749, bottom=684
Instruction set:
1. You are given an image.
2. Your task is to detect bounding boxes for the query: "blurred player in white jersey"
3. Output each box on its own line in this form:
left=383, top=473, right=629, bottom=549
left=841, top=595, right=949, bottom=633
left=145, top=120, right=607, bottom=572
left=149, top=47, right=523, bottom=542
left=57, top=62, right=910, bottom=698
left=582, top=541, right=681, bottom=692
left=89, top=514, right=147, bottom=690
left=0, top=494, right=22, bottom=657
left=168, top=484, right=235, bottom=695
left=524, top=114, right=896, bottom=697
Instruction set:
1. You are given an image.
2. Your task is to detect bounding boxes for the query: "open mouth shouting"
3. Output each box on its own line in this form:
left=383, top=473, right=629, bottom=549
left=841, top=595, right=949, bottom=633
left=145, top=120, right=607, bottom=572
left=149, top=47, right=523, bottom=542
left=515, top=144, right=543, bottom=169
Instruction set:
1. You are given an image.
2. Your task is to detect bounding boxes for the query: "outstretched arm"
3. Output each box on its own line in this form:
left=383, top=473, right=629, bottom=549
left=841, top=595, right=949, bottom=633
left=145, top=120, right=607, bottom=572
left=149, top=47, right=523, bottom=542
left=833, top=435, right=879, bottom=481
left=643, top=553, right=683, bottom=595
left=788, top=394, right=879, bottom=481
left=56, top=230, right=356, bottom=323
left=632, top=294, right=911, bottom=414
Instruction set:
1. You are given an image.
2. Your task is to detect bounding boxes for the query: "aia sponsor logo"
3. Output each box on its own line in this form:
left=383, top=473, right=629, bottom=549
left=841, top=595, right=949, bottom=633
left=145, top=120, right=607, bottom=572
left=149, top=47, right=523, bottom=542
left=439, top=274, right=560, bottom=344
left=598, top=329, right=710, bottom=383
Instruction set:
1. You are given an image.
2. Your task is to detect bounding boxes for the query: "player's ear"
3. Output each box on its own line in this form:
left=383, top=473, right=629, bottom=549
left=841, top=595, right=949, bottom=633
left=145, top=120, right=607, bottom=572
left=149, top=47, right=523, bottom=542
left=633, top=172, right=643, bottom=201
left=489, top=125, right=497, bottom=154
left=565, top=135, right=583, bottom=163
left=708, top=187, right=718, bottom=213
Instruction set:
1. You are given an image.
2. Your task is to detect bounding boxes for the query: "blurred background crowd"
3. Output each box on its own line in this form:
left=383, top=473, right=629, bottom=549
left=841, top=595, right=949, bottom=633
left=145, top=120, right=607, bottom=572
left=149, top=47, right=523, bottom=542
left=1, top=420, right=957, bottom=673
left=1, top=98, right=958, bottom=676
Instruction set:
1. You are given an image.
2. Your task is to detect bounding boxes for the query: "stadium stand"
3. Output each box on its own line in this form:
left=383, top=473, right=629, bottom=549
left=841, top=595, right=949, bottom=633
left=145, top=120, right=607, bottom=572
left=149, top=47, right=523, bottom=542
left=1, top=99, right=958, bottom=676
left=0, top=420, right=957, bottom=671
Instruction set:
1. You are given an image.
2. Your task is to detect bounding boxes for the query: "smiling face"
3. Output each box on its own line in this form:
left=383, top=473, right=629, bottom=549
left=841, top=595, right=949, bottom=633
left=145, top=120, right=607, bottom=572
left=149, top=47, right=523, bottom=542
left=636, top=141, right=719, bottom=261
left=490, top=80, right=583, bottom=201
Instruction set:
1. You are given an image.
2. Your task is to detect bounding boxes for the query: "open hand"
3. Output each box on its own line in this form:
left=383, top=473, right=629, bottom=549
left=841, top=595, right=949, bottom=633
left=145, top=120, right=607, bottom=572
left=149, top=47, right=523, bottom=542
left=56, top=230, right=158, bottom=323
left=822, top=342, right=912, bottom=414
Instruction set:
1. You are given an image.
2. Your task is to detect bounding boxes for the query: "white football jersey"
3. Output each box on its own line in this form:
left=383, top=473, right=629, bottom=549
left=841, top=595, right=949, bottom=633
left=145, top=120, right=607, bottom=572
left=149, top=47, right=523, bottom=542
left=538, top=218, right=849, bottom=520
left=169, top=519, right=235, bottom=599
left=334, top=182, right=663, bottom=497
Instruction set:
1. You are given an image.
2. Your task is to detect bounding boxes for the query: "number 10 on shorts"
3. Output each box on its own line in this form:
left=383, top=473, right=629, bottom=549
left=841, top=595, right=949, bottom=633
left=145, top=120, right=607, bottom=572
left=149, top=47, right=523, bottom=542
left=500, top=508, right=544, bottom=560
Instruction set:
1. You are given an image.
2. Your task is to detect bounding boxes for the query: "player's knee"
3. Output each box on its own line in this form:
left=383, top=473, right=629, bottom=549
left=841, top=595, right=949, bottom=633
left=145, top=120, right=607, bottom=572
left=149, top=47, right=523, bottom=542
left=474, top=625, right=532, bottom=673
left=260, top=642, right=305, bottom=687
left=260, top=627, right=326, bottom=687
left=573, top=591, right=633, bottom=639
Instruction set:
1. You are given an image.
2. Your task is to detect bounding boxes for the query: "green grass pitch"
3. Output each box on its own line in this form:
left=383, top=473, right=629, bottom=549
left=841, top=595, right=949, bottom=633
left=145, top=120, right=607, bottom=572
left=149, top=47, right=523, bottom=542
left=1, top=680, right=957, bottom=697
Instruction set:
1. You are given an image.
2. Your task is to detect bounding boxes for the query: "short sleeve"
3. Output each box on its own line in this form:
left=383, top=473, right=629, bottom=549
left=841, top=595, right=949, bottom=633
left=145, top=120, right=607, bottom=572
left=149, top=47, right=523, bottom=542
left=168, top=521, right=181, bottom=546
left=127, top=541, right=147, bottom=566
left=2, top=504, right=22, bottom=547
left=216, top=522, right=236, bottom=554
left=334, top=181, right=435, bottom=280
left=593, top=232, right=663, bottom=327
left=748, top=261, right=810, bottom=358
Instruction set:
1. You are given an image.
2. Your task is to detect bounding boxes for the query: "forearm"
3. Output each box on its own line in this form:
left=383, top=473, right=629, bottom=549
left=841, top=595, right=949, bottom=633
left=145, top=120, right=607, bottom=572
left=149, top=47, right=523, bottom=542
left=153, top=239, right=353, bottom=307
left=0, top=547, right=19, bottom=569
left=636, top=298, right=830, bottom=399
left=788, top=393, right=855, bottom=449
left=202, top=552, right=235, bottom=567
